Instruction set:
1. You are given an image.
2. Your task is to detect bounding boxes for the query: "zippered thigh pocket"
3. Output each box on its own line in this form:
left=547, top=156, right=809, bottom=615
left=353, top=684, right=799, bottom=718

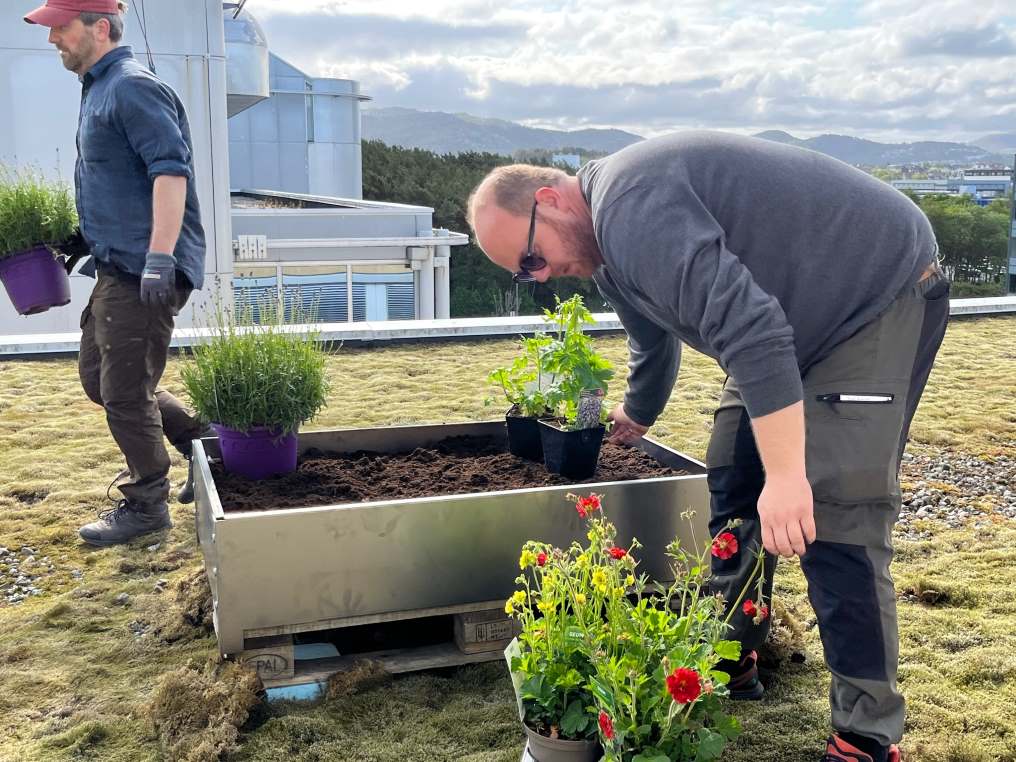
left=805, top=384, right=908, bottom=505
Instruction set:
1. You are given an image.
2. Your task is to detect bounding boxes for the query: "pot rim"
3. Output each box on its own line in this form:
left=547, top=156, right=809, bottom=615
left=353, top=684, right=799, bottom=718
left=538, top=418, right=605, bottom=434
left=210, top=423, right=298, bottom=437
left=523, top=722, right=599, bottom=749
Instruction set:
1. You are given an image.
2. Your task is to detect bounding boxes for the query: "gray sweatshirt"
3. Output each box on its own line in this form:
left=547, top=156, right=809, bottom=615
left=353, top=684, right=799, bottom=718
left=580, top=131, right=937, bottom=423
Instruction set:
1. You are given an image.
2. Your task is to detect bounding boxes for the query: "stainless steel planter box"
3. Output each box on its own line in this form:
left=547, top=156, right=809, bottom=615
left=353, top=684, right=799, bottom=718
left=194, top=421, right=710, bottom=656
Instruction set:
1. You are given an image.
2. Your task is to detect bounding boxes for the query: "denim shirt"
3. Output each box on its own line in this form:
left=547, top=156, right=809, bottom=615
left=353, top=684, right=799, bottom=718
left=76, top=46, right=206, bottom=289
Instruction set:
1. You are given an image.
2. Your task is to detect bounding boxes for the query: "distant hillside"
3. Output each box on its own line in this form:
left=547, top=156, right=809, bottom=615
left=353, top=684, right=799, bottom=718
left=973, top=134, right=1016, bottom=157
left=360, top=108, right=1006, bottom=166
left=754, top=130, right=1004, bottom=166
left=361, top=107, right=643, bottom=156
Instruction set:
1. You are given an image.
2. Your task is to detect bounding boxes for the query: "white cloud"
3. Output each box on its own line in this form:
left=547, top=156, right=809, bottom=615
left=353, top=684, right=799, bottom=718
left=250, top=0, right=1016, bottom=142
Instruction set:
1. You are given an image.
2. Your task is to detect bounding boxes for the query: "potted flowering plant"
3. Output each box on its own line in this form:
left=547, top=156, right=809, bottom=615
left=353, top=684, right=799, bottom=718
left=506, top=498, right=606, bottom=761
left=0, top=166, right=78, bottom=316
left=181, top=300, right=329, bottom=480
left=488, top=332, right=556, bottom=461
left=538, top=296, right=614, bottom=479
left=508, top=493, right=766, bottom=762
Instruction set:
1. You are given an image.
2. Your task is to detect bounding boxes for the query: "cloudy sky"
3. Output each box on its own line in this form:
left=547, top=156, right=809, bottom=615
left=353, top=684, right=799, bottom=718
left=251, top=0, right=1016, bottom=143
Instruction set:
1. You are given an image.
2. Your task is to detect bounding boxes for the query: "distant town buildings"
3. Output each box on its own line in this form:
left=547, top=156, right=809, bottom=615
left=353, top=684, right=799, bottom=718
left=892, top=166, right=1013, bottom=205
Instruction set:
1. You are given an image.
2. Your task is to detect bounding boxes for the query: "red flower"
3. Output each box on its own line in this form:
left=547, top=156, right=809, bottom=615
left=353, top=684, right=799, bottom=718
left=576, top=494, right=601, bottom=517
left=743, top=599, right=769, bottom=622
left=598, top=710, right=614, bottom=740
left=537, top=552, right=548, bottom=567
left=666, top=667, right=702, bottom=704
left=711, top=532, right=739, bottom=560
left=608, top=547, right=627, bottom=560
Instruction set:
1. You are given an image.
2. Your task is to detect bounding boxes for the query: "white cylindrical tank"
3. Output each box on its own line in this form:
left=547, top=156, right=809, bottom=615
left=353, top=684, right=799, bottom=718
left=223, top=3, right=269, bottom=117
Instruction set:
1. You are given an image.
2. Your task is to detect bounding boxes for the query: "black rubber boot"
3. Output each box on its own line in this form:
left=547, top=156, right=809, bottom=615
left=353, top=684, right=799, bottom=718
left=78, top=499, right=172, bottom=547
left=177, top=457, right=195, bottom=504
left=724, top=650, right=765, bottom=700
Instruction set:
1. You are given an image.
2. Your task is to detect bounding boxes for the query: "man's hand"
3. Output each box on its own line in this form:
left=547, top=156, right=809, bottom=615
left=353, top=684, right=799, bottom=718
left=140, top=252, right=176, bottom=306
left=749, top=400, right=815, bottom=557
left=757, top=472, right=816, bottom=557
left=54, top=231, right=91, bottom=274
left=606, top=403, right=649, bottom=445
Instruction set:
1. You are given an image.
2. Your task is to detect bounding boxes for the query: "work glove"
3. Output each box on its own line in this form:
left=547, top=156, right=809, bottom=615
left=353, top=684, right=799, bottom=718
left=140, top=252, right=176, bottom=306
left=54, top=231, right=91, bottom=274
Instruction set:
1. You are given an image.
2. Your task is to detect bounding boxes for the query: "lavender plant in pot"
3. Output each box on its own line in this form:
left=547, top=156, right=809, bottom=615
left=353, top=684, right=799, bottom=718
left=0, top=166, right=78, bottom=316
left=539, top=296, right=614, bottom=479
left=181, top=300, right=329, bottom=480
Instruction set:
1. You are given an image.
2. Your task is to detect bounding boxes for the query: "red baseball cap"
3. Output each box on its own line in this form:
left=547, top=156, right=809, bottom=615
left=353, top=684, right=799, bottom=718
left=24, top=0, right=120, bottom=27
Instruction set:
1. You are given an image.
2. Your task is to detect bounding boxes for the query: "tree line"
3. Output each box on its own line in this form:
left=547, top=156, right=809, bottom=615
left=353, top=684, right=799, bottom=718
left=903, top=193, right=1011, bottom=296
left=361, top=140, right=1012, bottom=316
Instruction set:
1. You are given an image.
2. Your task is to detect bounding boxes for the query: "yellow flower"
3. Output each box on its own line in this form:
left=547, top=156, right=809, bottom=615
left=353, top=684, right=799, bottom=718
left=519, top=550, right=536, bottom=569
left=538, top=600, right=554, bottom=613
left=592, top=569, right=608, bottom=588
left=575, top=593, right=587, bottom=605
left=504, top=600, right=514, bottom=614
left=614, top=586, right=626, bottom=596
left=576, top=554, right=588, bottom=569
left=625, top=575, right=636, bottom=587
left=512, top=590, right=527, bottom=605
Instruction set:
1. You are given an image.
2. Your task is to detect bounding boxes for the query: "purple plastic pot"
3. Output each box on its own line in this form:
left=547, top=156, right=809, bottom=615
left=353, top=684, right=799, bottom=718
left=211, top=424, right=299, bottom=480
left=0, top=245, right=71, bottom=315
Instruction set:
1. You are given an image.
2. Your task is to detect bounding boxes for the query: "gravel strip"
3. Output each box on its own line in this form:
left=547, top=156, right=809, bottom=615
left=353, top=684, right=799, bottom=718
left=0, top=545, right=53, bottom=604
left=896, top=447, right=1016, bottom=541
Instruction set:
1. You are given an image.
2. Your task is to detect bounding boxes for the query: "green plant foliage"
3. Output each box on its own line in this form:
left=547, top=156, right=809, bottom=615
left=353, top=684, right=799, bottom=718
left=0, top=165, right=78, bottom=258
left=541, top=295, right=614, bottom=428
left=486, top=295, right=613, bottom=424
left=180, top=299, right=330, bottom=434
left=914, top=194, right=1010, bottom=292
left=486, top=333, right=555, bottom=418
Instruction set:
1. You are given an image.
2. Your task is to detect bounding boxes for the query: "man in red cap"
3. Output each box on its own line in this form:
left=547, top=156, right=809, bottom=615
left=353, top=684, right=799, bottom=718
left=25, top=0, right=208, bottom=546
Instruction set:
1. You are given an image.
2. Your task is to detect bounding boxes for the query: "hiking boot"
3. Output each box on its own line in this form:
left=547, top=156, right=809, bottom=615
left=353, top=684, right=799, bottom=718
left=78, top=499, right=172, bottom=547
left=725, top=650, right=765, bottom=700
left=823, top=733, right=901, bottom=762
left=176, top=457, right=195, bottom=504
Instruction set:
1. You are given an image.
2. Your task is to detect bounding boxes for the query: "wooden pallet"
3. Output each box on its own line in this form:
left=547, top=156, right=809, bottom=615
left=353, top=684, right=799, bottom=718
left=234, top=601, right=520, bottom=695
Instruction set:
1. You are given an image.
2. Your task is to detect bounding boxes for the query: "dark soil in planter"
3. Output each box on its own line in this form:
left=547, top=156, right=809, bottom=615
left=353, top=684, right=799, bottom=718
left=212, top=435, right=688, bottom=513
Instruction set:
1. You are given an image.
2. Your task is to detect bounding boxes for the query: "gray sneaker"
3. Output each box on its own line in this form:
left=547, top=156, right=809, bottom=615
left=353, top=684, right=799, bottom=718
left=176, top=458, right=195, bottom=504
left=78, top=499, right=172, bottom=547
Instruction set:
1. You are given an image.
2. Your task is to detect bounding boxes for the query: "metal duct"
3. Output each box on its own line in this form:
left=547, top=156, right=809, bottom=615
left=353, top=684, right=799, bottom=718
left=223, top=3, right=269, bottom=118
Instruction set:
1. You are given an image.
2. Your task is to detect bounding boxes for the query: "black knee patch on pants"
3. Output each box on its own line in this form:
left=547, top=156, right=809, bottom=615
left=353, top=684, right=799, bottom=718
left=801, top=540, right=888, bottom=681
left=707, top=410, right=763, bottom=524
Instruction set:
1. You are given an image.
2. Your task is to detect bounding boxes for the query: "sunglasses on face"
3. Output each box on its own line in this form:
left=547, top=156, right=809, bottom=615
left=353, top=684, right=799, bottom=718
left=512, top=200, right=547, bottom=284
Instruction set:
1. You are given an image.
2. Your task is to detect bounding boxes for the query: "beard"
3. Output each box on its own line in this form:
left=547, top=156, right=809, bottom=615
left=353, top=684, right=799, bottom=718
left=548, top=216, right=602, bottom=277
left=58, top=37, right=95, bottom=74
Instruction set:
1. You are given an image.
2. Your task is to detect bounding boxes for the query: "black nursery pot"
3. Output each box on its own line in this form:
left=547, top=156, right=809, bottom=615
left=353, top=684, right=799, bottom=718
left=538, top=419, right=606, bottom=480
left=505, top=412, right=544, bottom=461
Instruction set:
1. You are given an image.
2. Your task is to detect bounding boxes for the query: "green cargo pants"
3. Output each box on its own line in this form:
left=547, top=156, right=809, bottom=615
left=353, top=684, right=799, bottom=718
left=707, top=270, right=950, bottom=746
left=78, top=263, right=204, bottom=506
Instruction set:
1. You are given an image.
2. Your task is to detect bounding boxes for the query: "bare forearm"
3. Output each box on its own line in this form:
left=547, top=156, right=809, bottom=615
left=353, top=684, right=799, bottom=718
left=149, top=175, right=187, bottom=255
left=750, top=400, right=806, bottom=479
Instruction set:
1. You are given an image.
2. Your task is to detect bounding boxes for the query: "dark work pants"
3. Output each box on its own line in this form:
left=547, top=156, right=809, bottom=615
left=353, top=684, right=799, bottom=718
left=78, top=264, right=203, bottom=506
left=707, top=271, right=950, bottom=746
